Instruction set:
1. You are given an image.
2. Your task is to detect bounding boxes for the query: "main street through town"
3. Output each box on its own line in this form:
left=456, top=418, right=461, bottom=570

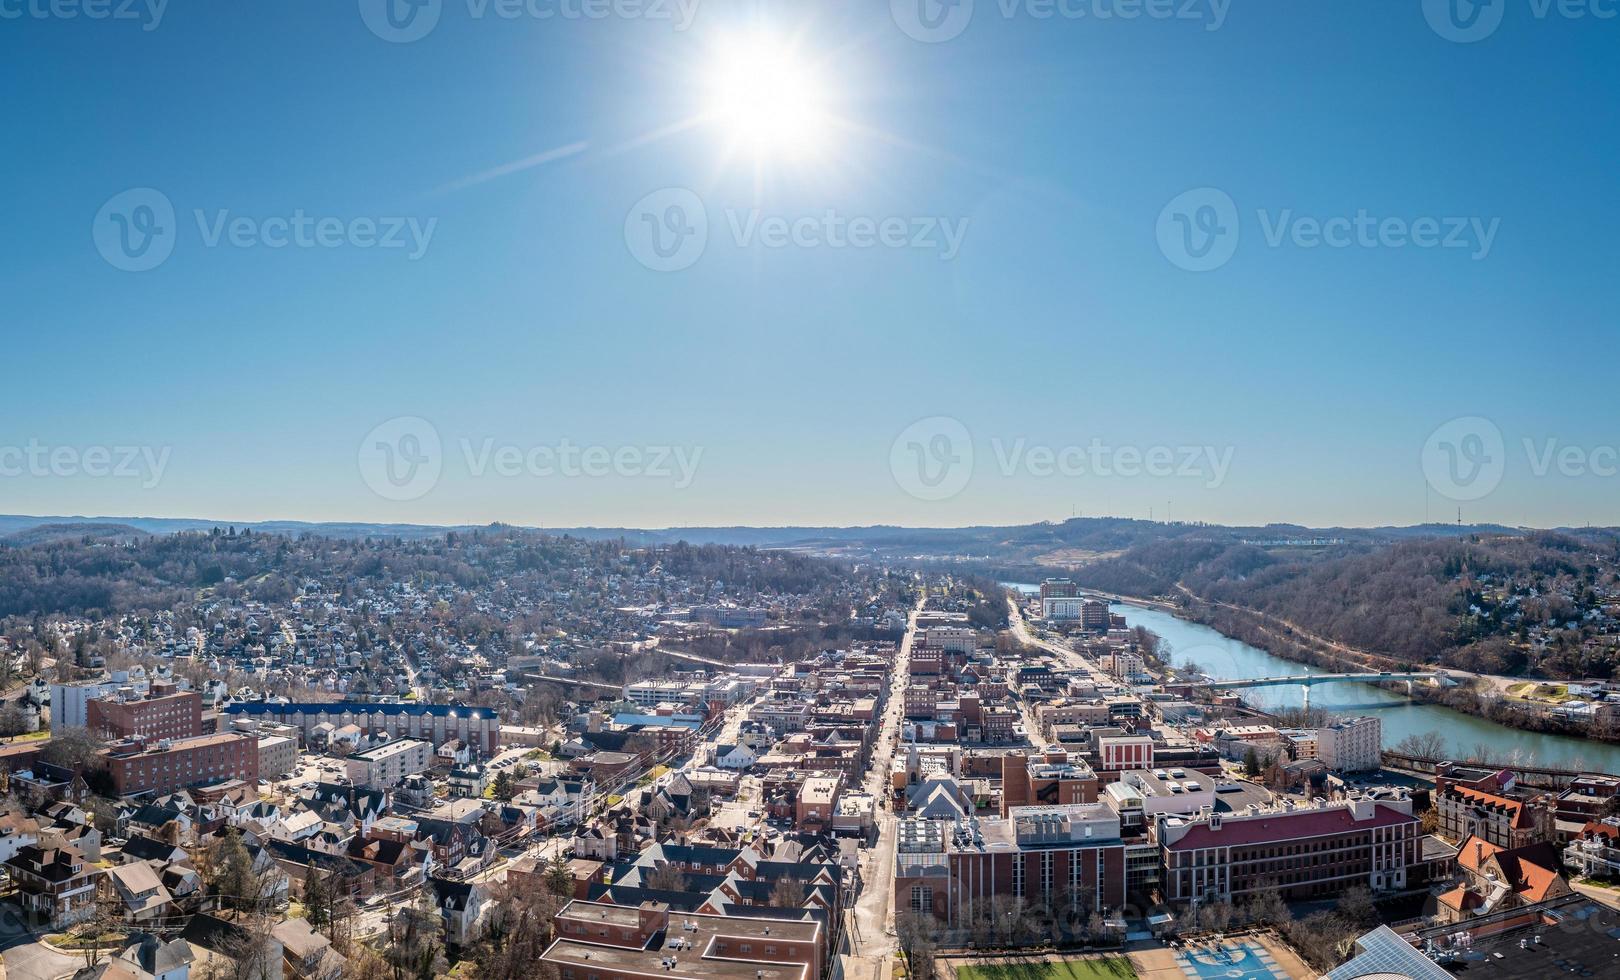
left=838, top=592, right=923, bottom=980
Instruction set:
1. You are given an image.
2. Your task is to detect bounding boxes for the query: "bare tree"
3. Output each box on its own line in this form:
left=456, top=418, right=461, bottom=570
left=768, top=877, right=807, bottom=908
left=644, top=863, right=689, bottom=892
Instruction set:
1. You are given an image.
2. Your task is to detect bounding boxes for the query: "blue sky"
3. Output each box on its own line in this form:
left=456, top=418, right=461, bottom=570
left=2, top=0, right=1618, bottom=529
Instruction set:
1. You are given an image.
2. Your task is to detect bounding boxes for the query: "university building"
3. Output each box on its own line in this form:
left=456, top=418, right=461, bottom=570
left=893, top=803, right=1127, bottom=927
left=1157, top=797, right=1422, bottom=904
left=541, top=900, right=823, bottom=980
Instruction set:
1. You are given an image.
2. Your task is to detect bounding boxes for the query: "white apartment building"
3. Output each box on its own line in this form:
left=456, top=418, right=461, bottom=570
left=49, top=680, right=119, bottom=731
left=345, top=738, right=431, bottom=788
left=1318, top=716, right=1382, bottom=773
left=624, top=680, right=696, bottom=708
left=924, top=627, right=976, bottom=654
left=1041, top=597, right=1085, bottom=620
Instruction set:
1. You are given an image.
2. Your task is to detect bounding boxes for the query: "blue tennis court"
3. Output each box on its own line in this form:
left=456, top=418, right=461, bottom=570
left=1176, top=941, right=1288, bottom=980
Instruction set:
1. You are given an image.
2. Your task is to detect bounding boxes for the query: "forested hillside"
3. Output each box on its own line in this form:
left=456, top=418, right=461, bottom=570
left=1076, top=531, right=1620, bottom=678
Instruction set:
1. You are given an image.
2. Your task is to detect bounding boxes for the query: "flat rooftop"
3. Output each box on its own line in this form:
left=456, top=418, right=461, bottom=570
left=1437, top=901, right=1620, bottom=976
left=544, top=904, right=817, bottom=980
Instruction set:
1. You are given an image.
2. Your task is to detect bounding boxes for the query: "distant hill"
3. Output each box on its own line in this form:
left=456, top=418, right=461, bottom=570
left=1073, top=529, right=1620, bottom=678
left=1, top=522, right=150, bottom=546
left=0, top=513, right=1562, bottom=554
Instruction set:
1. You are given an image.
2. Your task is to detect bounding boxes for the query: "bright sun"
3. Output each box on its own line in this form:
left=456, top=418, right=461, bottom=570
left=706, top=34, right=830, bottom=160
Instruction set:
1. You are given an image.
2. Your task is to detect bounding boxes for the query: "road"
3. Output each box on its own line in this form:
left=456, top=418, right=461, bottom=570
left=1007, top=599, right=1108, bottom=682
left=840, top=591, right=923, bottom=980
left=0, top=931, right=80, bottom=980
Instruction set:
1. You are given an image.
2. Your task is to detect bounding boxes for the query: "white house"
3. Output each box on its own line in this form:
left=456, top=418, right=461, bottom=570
left=713, top=743, right=760, bottom=770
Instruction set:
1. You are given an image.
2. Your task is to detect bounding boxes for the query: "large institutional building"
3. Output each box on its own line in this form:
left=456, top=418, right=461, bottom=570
left=86, top=690, right=203, bottom=742
left=221, top=701, right=500, bottom=755
left=1157, top=797, right=1422, bottom=903
left=894, top=803, right=1129, bottom=926
left=104, top=733, right=260, bottom=797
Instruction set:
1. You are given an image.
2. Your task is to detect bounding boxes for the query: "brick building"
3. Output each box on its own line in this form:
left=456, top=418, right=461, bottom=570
left=1434, top=765, right=1542, bottom=849
left=1097, top=735, right=1154, bottom=772
left=86, top=690, right=203, bottom=742
left=543, top=901, right=823, bottom=980
left=796, top=775, right=843, bottom=833
left=5, top=838, right=101, bottom=927
left=894, top=804, right=1127, bottom=927
left=103, top=733, right=260, bottom=797
left=1001, top=750, right=1099, bottom=815
left=1158, top=797, right=1422, bottom=904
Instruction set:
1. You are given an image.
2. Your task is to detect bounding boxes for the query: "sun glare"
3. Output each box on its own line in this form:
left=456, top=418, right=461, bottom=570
left=706, top=34, right=830, bottom=161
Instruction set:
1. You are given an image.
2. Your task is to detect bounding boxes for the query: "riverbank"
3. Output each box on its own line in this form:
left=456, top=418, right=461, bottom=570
left=1123, top=590, right=1620, bottom=746
left=1106, top=600, right=1620, bottom=771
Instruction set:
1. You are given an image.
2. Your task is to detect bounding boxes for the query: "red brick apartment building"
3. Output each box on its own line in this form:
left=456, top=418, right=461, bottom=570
left=909, top=646, right=945, bottom=675
left=1157, top=797, right=1422, bottom=904
left=104, top=733, right=260, bottom=797
left=894, top=804, right=1127, bottom=927
left=542, top=901, right=823, bottom=980
left=86, top=690, right=203, bottom=742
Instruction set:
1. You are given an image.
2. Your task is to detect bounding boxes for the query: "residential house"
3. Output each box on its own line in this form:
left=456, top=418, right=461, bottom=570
left=271, top=918, right=347, bottom=980
left=6, top=837, right=101, bottom=927
left=101, top=861, right=175, bottom=923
